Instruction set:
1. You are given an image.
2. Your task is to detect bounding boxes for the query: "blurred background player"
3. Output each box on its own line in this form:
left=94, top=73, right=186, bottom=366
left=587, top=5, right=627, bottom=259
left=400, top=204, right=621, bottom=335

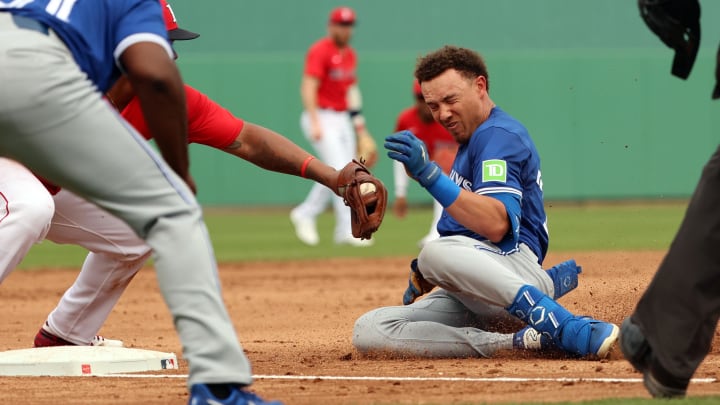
left=290, top=6, right=375, bottom=247
left=392, top=80, right=457, bottom=248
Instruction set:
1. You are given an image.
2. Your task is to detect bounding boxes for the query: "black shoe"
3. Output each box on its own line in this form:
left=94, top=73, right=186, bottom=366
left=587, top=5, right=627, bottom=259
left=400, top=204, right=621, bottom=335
left=620, top=317, right=689, bottom=398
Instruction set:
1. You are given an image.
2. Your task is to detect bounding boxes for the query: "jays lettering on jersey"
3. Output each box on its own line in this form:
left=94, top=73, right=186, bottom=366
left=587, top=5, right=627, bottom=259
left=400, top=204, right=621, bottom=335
left=437, top=107, right=549, bottom=263
left=0, top=0, right=172, bottom=92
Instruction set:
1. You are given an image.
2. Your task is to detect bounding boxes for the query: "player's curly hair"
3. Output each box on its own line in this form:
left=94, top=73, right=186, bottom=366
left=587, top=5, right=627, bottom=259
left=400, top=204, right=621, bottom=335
left=414, top=45, right=490, bottom=92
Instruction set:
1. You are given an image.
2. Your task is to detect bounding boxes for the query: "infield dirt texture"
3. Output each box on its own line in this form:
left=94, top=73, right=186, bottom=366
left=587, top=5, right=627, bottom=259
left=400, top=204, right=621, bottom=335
left=2, top=252, right=720, bottom=404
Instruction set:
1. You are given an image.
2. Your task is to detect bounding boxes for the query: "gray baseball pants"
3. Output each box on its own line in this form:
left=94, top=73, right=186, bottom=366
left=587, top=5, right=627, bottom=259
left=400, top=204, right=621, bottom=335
left=0, top=14, right=251, bottom=387
left=354, top=236, right=554, bottom=357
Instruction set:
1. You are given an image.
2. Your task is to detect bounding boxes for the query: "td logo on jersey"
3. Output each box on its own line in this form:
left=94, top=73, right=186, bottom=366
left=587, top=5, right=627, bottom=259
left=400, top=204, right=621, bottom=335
left=482, top=159, right=507, bottom=183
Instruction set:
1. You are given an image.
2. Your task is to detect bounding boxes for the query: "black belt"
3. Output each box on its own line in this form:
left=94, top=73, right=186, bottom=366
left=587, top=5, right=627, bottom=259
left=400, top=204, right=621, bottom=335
left=11, top=14, right=49, bottom=36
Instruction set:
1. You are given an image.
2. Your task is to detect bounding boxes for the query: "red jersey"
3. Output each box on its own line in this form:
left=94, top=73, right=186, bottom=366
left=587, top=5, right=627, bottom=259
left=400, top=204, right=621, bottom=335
left=304, top=37, right=356, bottom=111
left=122, top=84, right=243, bottom=149
left=39, top=85, right=243, bottom=195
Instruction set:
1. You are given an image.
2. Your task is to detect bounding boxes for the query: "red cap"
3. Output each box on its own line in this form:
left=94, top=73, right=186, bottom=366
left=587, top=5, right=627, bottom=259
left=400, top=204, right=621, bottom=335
left=329, top=6, right=356, bottom=25
left=413, top=80, right=422, bottom=96
left=160, top=0, right=200, bottom=41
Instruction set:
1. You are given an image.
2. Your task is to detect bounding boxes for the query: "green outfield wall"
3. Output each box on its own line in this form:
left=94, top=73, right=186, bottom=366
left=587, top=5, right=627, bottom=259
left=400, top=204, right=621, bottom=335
left=169, top=0, right=720, bottom=206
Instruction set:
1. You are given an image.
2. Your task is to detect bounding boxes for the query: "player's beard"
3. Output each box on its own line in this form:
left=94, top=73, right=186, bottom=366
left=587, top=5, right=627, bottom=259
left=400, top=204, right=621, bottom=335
left=330, top=29, right=352, bottom=48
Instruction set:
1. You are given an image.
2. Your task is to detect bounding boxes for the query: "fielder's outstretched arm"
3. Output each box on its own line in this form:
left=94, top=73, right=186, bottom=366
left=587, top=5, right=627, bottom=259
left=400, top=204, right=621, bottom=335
left=223, top=122, right=339, bottom=194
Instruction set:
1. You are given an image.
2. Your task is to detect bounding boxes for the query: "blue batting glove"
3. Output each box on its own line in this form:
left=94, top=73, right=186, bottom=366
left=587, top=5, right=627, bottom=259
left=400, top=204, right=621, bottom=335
left=385, top=131, right=442, bottom=188
left=384, top=130, right=429, bottom=176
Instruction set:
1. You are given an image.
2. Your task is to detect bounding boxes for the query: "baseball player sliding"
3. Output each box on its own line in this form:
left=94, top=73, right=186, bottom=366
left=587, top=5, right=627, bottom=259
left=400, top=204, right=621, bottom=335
left=354, top=46, right=618, bottom=360
left=290, top=6, right=377, bottom=247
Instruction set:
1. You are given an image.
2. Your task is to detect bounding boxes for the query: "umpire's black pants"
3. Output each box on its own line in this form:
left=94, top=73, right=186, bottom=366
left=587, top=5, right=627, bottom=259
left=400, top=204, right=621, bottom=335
left=634, top=144, right=720, bottom=381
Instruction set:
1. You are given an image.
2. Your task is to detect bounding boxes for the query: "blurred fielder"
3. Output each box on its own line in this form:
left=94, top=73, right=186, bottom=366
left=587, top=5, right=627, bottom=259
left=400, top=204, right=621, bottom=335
left=0, top=0, right=296, bottom=403
left=28, top=2, right=363, bottom=356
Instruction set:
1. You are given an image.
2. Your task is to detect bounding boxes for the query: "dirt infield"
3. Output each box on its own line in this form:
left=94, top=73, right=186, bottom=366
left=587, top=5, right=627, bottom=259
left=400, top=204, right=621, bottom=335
left=2, top=251, right=720, bottom=404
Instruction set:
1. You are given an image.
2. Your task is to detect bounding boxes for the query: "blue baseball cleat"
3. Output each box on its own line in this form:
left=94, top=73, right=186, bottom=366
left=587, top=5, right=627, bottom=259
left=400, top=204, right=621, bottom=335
left=188, top=384, right=283, bottom=405
left=557, top=317, right=619, bottom=358
left=546, top=259, right=581, bottom=299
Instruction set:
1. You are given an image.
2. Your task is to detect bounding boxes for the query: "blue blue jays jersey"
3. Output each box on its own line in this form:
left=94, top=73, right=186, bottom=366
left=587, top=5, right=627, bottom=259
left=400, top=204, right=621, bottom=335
left=438, top=107, right=549, bottom=262
left=1, top=0, right=172, bottom=92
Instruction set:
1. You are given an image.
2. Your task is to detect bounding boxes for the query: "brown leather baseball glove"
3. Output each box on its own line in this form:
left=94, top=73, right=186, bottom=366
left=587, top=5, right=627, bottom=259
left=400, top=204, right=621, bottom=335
left=337, top=159, right=387, bottom=240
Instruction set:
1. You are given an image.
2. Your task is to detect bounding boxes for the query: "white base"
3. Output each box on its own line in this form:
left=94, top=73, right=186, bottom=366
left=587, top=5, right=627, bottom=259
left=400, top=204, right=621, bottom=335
left=0, top=346, right=178, bottom=376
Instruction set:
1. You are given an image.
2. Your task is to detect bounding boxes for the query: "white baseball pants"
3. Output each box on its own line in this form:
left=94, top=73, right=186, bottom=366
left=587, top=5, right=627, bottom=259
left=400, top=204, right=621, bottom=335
left=43, top=189, right=151, bottom=345
left=352, top=237, right=554, bottom=358
left=293, top=109, right=355, bottom=242
left=0, top=158, right=54, bottom=283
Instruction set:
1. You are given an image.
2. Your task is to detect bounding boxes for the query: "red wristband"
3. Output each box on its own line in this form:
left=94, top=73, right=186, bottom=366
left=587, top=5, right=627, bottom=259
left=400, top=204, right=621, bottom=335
left=300, top=156, right=315, bottom=178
